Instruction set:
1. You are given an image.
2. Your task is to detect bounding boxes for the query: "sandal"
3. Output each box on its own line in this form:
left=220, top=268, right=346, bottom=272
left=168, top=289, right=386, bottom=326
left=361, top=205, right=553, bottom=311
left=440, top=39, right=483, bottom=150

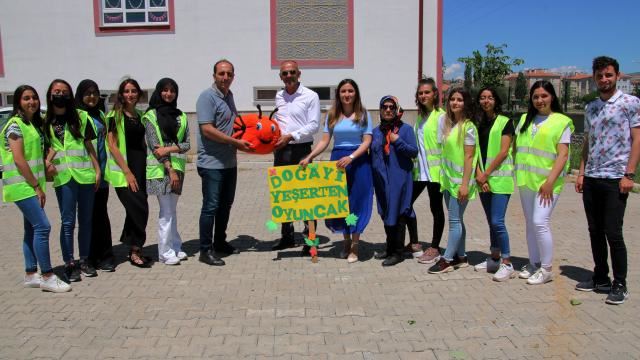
left=129, top=250, right=151, bottom=268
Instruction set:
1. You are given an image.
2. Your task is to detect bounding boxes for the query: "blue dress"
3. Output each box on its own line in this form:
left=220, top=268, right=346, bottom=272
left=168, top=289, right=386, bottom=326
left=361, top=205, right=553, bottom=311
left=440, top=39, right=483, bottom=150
left=371, top=123, right=418, bottom=226
left=324, top=114, right=373, bottom=234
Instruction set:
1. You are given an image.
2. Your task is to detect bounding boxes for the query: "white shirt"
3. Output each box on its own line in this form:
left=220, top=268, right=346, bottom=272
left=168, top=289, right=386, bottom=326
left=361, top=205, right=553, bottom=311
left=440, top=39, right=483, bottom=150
left=415, top=116, right=431, bottom=181
left=275, top=83, right=321, bottom=144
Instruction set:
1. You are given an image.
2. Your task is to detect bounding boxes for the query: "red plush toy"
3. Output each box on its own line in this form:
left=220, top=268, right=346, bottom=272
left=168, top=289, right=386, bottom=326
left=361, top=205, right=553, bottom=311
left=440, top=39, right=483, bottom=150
left=232, top=105, right=281, bottom=154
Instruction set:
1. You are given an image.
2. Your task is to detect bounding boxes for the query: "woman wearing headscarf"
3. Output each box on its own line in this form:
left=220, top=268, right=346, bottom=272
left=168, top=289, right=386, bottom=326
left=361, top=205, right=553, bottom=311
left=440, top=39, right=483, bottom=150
left=75, top=79, right=115, bottom=272
left=371, top=96, right=418, bottom=266
left=143, top=78, right=190, bottom=265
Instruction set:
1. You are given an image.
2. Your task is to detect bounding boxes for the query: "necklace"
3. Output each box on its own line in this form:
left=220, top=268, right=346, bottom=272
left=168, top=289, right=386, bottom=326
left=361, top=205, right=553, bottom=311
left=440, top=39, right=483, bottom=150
left=126, top=0, right=144, bottom=10
left=104, top=0, right=121, bottom=8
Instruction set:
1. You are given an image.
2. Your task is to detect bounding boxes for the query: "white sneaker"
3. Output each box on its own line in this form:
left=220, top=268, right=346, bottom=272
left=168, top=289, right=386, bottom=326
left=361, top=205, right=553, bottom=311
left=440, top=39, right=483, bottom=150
left=474, top=257, right=500, bottom=273
left=161, top=256, right=181, bottom=265
left=526, top=268, right=553, bottom=285
left=177, top=251, right=188, bottom=260
left=493, top=263, right=516, bottom=282
left=518, top=263, right=538, bottom=279
left=40, top=274, right=71, bottom=293
left=24, top=273, right=41, bottom=288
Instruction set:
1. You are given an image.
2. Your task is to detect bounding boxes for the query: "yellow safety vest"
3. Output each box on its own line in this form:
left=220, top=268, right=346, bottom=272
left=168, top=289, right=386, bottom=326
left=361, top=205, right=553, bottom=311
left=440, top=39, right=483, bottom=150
left=440, top=120, right=479, bottom=200
left=482, top=114, right=514, bottom=194
left=413, top=108, right=445, bottom=183
left=104, top=109, right=144, bottom=188
left=515, top=113, right=574, bottom=194
left=142, top=109, right=188, bottom=180
left=0, top=116, right=46, bottom=202
left=48, top=110, right=96, bottom=187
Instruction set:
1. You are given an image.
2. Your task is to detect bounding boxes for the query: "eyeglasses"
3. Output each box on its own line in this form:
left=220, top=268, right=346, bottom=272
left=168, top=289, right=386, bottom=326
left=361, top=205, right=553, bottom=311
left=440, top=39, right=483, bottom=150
left=281, top=70, right=298, bottom=76
left=382, top=105, right=396, bottom=110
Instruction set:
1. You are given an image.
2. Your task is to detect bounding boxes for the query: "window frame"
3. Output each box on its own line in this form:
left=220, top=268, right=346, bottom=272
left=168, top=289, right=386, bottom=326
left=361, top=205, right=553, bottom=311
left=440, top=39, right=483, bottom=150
left=93, top=0, right=175, bottom=35
left=253, top=86, right=335, bottom=107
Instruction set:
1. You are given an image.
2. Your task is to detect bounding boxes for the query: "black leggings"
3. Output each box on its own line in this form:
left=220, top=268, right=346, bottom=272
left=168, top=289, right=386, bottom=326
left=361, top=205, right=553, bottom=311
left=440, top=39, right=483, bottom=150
left=406, top=181, right=445, bottom=248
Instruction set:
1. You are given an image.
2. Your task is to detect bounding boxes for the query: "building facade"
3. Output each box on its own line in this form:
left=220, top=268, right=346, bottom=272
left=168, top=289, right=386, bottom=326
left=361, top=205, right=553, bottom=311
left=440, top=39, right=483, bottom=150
left=0, top=0, right=443, bottom=113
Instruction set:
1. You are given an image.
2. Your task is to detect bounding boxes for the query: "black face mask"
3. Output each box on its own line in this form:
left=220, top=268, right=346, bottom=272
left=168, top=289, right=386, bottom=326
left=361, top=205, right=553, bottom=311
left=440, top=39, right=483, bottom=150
left=51, top=94, right=70, bottom=108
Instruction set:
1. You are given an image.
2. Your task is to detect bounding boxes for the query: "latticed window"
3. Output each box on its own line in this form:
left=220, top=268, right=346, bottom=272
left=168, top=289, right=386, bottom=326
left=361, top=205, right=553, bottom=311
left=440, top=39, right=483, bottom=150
left=271, top=0, right=354, bottom=67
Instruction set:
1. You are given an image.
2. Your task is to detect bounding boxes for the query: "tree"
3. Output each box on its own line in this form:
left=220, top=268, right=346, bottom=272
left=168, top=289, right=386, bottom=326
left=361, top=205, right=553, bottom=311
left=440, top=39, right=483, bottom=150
left=463, top=63, right=472, bottom=90
left=581, top=91, right=599, bottom=105
left=514, top=72, right=528, bottom=106
left=458, top=43, right=524, bottom=89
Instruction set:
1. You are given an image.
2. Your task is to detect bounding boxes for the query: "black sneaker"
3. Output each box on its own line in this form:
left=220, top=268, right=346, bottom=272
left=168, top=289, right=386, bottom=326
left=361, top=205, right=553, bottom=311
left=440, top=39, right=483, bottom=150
left=605, top=282, right=629, bottom=305
left=382, top=254, right=403, bottom=266
left=575, top=279, right=612, bottom=293
left=65, top=263, right=81, bottom=282
left=79, top=260, right=97, bottom=277
left=96, top=258, right=116, bottom=272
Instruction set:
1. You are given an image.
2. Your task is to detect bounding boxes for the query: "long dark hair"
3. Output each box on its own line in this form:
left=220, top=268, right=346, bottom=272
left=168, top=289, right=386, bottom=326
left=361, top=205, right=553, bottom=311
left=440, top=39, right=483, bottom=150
left=476, top=86, right=502, bottom=126
left=113, top=78, right=142, bottom=118
left=147, top=78, right=181, bottom=145
left=326, top=78, right=367, bottom=129
left=75, top=79, right=102, bottom=120
left=415, top=77, right=441, bottom=116
left=11, top=85, right=43, bottom=129
left=44, top=79, right=83, bottom=140
left=519, top=80, right=562, bottom=134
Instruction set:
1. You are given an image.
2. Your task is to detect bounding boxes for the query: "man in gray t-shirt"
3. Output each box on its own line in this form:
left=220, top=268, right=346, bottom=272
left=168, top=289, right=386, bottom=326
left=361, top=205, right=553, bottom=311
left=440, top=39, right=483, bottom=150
left=196, top=59, right=252, bottom=267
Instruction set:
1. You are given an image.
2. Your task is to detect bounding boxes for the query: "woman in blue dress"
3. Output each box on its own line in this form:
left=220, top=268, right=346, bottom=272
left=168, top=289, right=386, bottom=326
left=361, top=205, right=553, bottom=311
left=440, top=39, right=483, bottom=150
left=300, top=79, right=373, bottom=263
left=371, top=96, right=419, bottom=266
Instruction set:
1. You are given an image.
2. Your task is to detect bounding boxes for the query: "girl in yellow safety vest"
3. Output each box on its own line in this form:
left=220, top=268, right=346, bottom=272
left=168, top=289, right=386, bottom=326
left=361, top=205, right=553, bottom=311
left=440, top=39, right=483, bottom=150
left=428, top=88, right=478, bottom=274
left=514, top=80, right=574, bottom=285
left=1, top=85, right=70, bottom=292
left=43, top=79, right=101, bottom=283
left=143, top=78, right=190, bottom=266
left=473, top=87, right=516, bottom=282
left=106, top=79, right=150, bottom=268
left=75, top=79, right=115, bottom=272
left=410, top=77, right=447, bottom=264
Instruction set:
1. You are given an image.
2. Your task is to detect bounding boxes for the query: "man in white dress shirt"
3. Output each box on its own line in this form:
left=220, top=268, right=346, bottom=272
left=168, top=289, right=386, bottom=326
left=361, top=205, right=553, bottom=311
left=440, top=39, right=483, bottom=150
left=272, top=60, right=321, bottom=252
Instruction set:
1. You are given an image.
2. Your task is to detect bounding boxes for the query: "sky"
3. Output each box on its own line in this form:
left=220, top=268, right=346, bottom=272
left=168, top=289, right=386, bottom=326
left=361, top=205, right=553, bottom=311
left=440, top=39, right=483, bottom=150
left=442, top=0, right=639, bottom=80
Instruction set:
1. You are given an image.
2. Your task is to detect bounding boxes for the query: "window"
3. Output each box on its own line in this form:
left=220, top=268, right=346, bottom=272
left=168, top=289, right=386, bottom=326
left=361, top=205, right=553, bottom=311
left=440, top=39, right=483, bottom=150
left=0, top=27, right=4, bottom=77
left=253, top=86, right=335, bottom=106
left=93, top=0, right=175, bottom=35
left=270, top=0, right=354, bottom=68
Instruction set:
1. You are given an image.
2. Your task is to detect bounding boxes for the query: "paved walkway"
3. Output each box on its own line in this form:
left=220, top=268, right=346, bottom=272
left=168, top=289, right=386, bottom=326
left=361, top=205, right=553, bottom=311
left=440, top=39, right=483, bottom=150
left=0, top=157, right=639, bottom=359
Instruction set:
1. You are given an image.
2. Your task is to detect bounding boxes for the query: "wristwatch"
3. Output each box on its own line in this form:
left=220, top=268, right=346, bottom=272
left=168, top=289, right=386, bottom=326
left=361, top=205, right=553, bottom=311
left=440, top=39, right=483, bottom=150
left=348, top=154, right=355, bottom=160
left=623, top=173, right=635, bottom=180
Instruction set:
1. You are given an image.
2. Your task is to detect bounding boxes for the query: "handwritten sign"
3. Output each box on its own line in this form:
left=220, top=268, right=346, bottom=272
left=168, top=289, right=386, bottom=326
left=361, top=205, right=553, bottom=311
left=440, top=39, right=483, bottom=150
left=267, top=162, right=350, bottom=223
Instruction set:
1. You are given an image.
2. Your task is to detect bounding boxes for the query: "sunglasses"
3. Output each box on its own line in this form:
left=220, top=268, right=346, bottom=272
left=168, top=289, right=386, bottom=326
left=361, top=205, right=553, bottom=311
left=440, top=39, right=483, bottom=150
left=382, top=105, right=396, bottom=110
left=281, top=70, right=298, bottom=76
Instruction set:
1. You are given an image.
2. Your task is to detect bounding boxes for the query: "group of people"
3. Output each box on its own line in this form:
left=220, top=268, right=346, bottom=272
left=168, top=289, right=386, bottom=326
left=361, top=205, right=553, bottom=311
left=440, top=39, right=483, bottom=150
left=2, top=56, right=637, bottom=305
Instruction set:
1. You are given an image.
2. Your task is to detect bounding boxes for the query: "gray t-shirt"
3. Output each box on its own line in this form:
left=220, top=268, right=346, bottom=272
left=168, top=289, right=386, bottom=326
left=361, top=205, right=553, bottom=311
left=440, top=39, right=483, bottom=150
left=196, top=86, right=237, bottom=169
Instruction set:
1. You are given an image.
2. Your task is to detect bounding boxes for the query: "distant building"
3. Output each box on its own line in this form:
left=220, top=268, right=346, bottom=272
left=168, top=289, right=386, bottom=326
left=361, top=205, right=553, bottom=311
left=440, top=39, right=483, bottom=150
left=564, top=73, right=595, bottom=103
left=504, top=69, right=563, bottom=106
left=617, top=73, right=633, bottom=94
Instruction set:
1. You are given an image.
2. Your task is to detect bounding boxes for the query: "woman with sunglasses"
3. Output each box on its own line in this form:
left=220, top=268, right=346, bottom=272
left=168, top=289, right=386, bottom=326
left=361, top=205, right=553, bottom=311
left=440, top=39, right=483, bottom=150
left=44, top=79, right=101, bottom=282
left=105, top=78, right=150, bottom=268
left=143, top=78, right=190, bottom=266
left=75, top=79, right=115, bottom=272
left=300, top=79, right=373, bottom=263
left=1, top=85, right=70, bottom=292
left=371, top=96, right=418, bottom=266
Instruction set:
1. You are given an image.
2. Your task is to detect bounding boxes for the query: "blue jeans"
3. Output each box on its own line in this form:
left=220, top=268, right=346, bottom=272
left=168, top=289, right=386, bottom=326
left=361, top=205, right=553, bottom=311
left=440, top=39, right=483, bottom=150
left=15, top=196, right=53, bottom=273
left=442, top=190, right=469, bottom=261
left=55, top=179, right=95, bottom=263
left=198, top=167, right=237, bottom=252
left=479, top=192, right=511, bottom=258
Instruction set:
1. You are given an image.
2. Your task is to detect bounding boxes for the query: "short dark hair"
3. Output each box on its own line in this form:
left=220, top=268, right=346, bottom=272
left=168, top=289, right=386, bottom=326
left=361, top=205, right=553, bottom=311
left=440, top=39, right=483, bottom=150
left=592, top=56, right=619, bottom=74
left=213, top=59, right=234, bottom=74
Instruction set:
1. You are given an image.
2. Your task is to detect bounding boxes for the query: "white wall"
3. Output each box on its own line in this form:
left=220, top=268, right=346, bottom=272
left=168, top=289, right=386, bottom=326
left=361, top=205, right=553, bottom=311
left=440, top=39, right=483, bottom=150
left=0, top=0, right=440, bottom=112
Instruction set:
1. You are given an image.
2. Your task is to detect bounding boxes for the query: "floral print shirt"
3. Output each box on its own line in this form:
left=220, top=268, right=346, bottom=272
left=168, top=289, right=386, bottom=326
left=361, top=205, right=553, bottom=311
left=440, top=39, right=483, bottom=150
left=584, top=90, right=640, bottom=178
